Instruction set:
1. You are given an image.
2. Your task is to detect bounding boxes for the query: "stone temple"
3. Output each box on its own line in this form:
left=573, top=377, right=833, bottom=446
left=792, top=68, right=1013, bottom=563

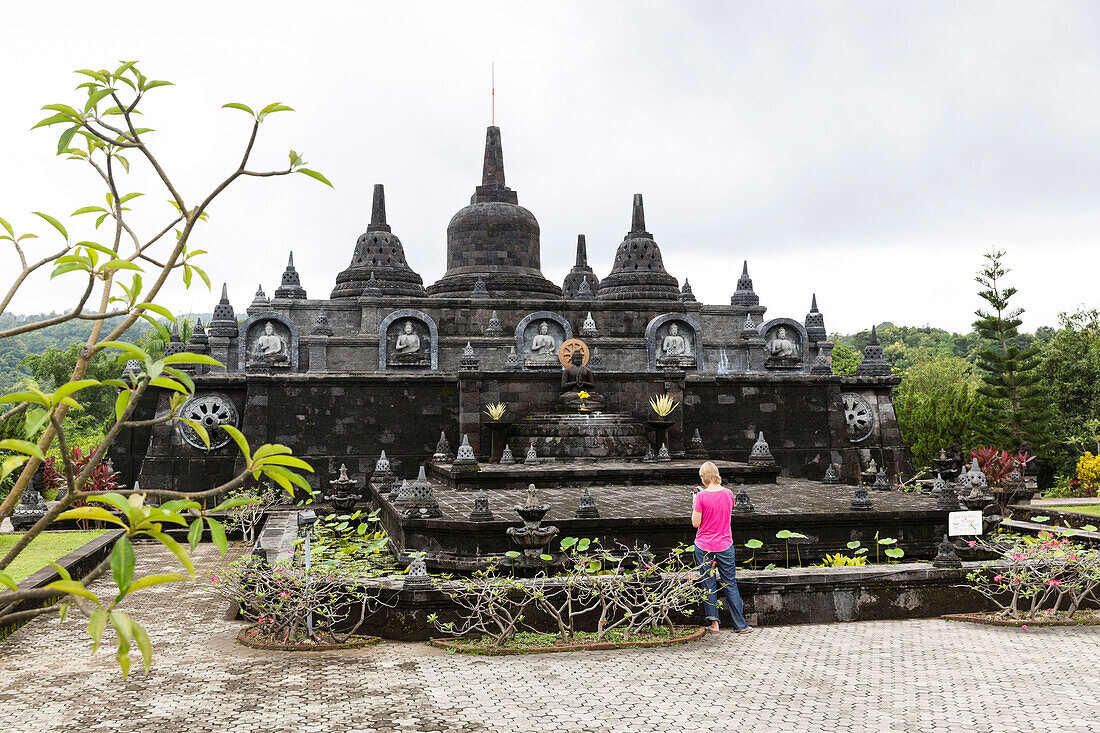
left=113, top=125, right=926, bottom=568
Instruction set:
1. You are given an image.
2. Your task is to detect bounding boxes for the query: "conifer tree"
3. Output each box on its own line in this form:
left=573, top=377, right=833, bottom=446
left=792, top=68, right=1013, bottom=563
left=972, top=251, right=1053, bottom=451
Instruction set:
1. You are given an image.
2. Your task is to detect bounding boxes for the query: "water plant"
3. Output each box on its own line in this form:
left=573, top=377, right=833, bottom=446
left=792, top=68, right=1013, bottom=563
left=873, top=531, right=904, bottom=563
left=743, top=538, right=763, bottom=570
left=775, top=529, right=809, bottom=568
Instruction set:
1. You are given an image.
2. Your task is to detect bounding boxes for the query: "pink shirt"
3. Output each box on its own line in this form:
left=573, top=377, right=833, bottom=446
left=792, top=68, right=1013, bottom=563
left=693, top=487, right=734, bottom=552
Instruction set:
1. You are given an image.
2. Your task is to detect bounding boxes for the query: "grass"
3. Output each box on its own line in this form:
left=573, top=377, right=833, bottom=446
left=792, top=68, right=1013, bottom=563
left=437, top=625, right=702, bottom=653
left=1046, top=505, right=1100, bottom=516
left=0, top=531, right=107, bottom=582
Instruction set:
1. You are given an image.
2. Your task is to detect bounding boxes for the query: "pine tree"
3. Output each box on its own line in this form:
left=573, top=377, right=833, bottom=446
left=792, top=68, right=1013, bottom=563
left=972, top=251, right=1054, bottom=451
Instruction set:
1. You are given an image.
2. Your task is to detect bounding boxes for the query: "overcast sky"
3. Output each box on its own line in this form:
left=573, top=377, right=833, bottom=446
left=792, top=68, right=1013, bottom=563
left=2, top=1, right=1097, bottom=334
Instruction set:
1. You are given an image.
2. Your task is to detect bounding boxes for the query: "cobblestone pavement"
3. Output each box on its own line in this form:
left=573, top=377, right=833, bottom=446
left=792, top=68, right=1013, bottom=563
left=2, top=544, right=1099, bottom=733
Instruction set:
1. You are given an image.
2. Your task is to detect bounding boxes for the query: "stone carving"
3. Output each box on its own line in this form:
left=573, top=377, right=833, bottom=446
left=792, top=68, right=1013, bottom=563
left=873, top=467, right=890, bottom=491
left=177, top=393, right=238, bottom=450
left=403, top=554, right=433, bottom=590
left=525, top=441, right=539, bottom=464
left=394, top=479, right=412, bottom=505
left=515, top=312, right=572, bottom=370
left=765, top=326, right=801, bottom=367
left=933, top=534, right=963, bottom=568
left=471, top=276, right=490, bottom=299
left=433, top=431, right=453, bottom=463
left=850, top=478, right=874, bottom=511
left=841, top=393, right=875, bottom=443
left=506, top=485, right=559, bottom=564
left=248, top=320, right=290, bottom=369
left=505, top=346, right=520, bottom=370
left=822, top=464, right=839, bottom=484
left=499, top=444, right=516, bottom=464
left=454, top=434, right=479, bottom=469
left=740, top=314, right=757, bottom=340
left=560, top=349, right=603, bottom=411
left=470, top=490, right=494, bottom=521
left=526, top=321, right=559, bottom=367
left=937, top=479, right=960, bottom=511
left=730, top=261, right=759, bottom=307
left=361, top=270, right=383, bottom=298
left=249, top=284, right=270, bottom=313
left=460, top=341, right=479, bottom=371
left=656, top=443, right=671, bottom=462
left=328, top=464, right=359, bottom=511
left=575, top=487, right=600, bottom=519
left=485, top=310, right=504, bottom=336
left=588, top=347, right=604, bottom=371
left=748, top=432, right=775, bottom=466
left=575, top=275, right=594, bottom=300
left=580, top=311, right=598, bottom=338
left=810, top=352, right=832, bottom=375
left=642, top=445, right=656, bottom=463
left=646, top=313, right=702, bottom=371
left=311, top=314, right=333, bottom=336
left=930, top=472, right=948, bottom=497
left=11, top=487, right=46, bottom=531
left=380, top=310, right=438, bottom=370
left=371, top=450, right=395, bottom=486
left=680, top=279, right=696, bottom=302
left=687, top=428, right=708, bottom=459
left=733, top=486, right=754, bottom=513
left=857, top=325, right=892, bottom=376
left=402, top=466, right=442, bottom=518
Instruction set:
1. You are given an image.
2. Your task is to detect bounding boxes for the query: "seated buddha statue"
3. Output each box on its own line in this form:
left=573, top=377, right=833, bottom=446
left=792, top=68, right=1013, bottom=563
left=559, top=351, right=604, bottom=411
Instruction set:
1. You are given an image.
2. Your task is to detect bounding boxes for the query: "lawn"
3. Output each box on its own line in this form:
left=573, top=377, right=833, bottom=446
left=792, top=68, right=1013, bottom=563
left=0, top=531, right=107, bottom=582
left=1047, top=505, right=1100, bottom=517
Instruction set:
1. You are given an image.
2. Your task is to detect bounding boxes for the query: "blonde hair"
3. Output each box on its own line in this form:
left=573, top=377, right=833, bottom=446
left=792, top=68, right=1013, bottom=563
left=699, top=461, right=722, bottom=487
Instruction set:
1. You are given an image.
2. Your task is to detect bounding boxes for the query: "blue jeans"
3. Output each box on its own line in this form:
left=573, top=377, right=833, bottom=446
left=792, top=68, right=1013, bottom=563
left=694, top=545, right=749, bottom=630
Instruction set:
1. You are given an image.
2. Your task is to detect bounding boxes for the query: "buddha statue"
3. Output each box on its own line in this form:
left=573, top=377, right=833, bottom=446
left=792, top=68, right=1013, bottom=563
left=765, top=326, right=801, bottom=369
left=391, top=320, right=428, bottom=366
left=247, top=321, right=289, bottom=368
left=559, top=350, right=604, bottom=411
left=525, top=321, right=561, bottom=367
left=656, top=322, right=697, bottom=369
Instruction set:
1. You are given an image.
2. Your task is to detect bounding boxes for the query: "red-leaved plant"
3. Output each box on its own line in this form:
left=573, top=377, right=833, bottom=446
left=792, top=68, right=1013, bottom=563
left=42, top=447, right=121, bottom=503
left=971, top=447, right=1034, bottom=489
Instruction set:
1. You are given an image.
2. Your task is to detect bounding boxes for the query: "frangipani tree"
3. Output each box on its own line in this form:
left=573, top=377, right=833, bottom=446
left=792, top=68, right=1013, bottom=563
left=0, top=61, right=329, bottom=676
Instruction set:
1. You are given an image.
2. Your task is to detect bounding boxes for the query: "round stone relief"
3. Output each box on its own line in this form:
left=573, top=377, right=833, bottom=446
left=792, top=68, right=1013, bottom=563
left=177, top=394, right=238, bottom=450
left=841, top=393, right=875, bottom=443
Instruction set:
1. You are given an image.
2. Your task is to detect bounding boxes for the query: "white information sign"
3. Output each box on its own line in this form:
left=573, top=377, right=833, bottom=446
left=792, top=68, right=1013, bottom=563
left=948, top=510, right=983, bottom=536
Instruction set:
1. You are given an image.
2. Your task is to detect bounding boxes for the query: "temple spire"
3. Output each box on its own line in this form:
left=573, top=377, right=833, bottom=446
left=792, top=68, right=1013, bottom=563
left=811, top=293, right=819, bottom=312
left=219, top=283, right=228, bottom=302
left=630, top=193, right=647, bottom=234
left=575, top=234, right=587, bottom=267
left=481, top=126, right=506, bottom=187
left=368, top=184, right=390, bottom=232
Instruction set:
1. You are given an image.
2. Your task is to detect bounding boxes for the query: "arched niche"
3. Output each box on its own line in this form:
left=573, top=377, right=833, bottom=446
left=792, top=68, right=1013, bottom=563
left=238, top=312, right=299, bottom=372
left=758, top=317, right=809, bottom=372
left=645, top=313, right=704, bottom=371
left=515, top=311, right=573, bottom=369
left=379, top=309, right=438, bottom=370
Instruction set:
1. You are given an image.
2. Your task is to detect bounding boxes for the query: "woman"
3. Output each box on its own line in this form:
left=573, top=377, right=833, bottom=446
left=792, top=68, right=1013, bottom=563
left=692, top=461, right=752, bottom=634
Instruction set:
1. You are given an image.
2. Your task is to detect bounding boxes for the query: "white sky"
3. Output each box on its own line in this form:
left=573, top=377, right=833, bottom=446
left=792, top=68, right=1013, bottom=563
left=2, top=1, right=1098, bottom=334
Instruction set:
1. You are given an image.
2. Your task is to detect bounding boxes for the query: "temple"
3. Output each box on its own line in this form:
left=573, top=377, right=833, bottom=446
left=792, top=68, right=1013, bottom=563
left=112, top=125, right=920, bottom=568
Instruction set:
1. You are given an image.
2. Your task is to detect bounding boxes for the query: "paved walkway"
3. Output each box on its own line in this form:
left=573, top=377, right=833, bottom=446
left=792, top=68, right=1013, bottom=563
left=2, top=545, right=1099, bottom=732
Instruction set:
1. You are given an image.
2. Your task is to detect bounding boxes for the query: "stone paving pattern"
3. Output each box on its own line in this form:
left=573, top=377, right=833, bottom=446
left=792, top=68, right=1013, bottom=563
left=2, top=544, right=1099, bottom=732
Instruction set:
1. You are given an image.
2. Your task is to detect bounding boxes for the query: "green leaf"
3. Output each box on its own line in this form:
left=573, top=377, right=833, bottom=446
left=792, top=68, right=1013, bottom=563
left=31, top=112, right=75, bottom=129
left=56, top=506, right=128, bottom=528
left=776, top=530, right=792, bottom=539
left=176, top=418, right=210, bottom=449
left=744, top=539, right=764, bottom=549
left=0, top=216, right=12, bottom=237
left=846, top=541, right=862, bottom=550
left=0, top=439, right=45, bottom=460
left=577, top=538, right=591, bottom=552
left=539, top=554, right=553, bottom=562
left=57, top=126, right=78, bottom=154
left=221, top=425, right=251, bottom=463
left=128, top=573, right=185, bottom=593
left=87, top=608, right=108, bottom=652
left=84, top=87, right=115, bottom=112
left=504, top=551, right=520, bottom=559
left=41, top=103, right=82, bottom=117
left=222, top=102, right=256, bottom=116
left=0, top=572, right=16, bottom=591
left=32, top=212, right=68, bottom=240
left=207, top=517, right=227, bottom=556
left=73, top=205, right=107, bottom=216
left=131, top=619, right=153, bottom=673
left=147, top=530, right=195, bottom=578
left=162, top=352, right=221, bottom=366
left=296, top=168, right=333, bottom=187
left=209, top=496, right=259, bottom=513
left=1031, top=515, right=1049, bottom=524
left=135, top=302, right=175, bottom=323
left=115, top=389, right=132, bottom=422
left=110, top=535, right=135, bottom=594
left=53, top=378, right=101, bottom=403
left=44, top=579, right=101, bottom=604
left=143, top=80, right=174, bottom=91
left=1, top=456, right=28, bottom=485
left=97, top=341, right=149, bottom=360
left=186, top=518, right=203, bottom=552
left=101, top=259, right=143, bottom=272
left=0, top=389, right=51, bottom=407
left=877, top=537, right=898, bottom=545
left=1082, top=524, right=1097, bottom=533
left=884, top=547, right=905, bottom=559
left=149, top=377, right=188, bottom=394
